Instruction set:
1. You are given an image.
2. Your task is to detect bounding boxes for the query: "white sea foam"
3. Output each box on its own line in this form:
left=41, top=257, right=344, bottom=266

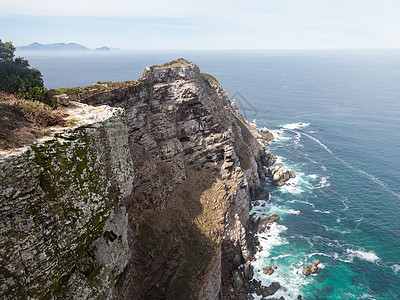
left=271, top=253, right=293, bottom=260
left=357, top=169, right=400, bottom=199
left=360, top=293, right=376, bottom=300
left=322, top=224, right=351, bottom=234
left=391, top=264, right=400, bottom=273
left=281, top=183, right=304, bottom=194
left=308, top=176, right=330, bottom=190
left=308, top=174, right=318, bottom=179
left=287, top=199, right=315, bottom=208
left=308, top=252, right=333, bottom=258
left=301, top=132, right=400, bottom=199
left=270, top=130, right=291, bottom=142
left=251, top=223, right=312, bottom=300
left=304, top=156, right=319, bottom=164
left=300, top=132, right=338, bottom=159
left=280, top=172, right=308, bottom=194
left=252, top=202, right=300, bottom=218
left=313, top=209, right=331, bottom=214
left=292, top=131, right=303, bottom=148
left=293, top=234, right=315, bottom=247
left=275, top=155, right=283, bottom=165
left=282, top=122, right=310, bottom=130
left=317, top=177, right=330, bottom=188
left=346, top=248, right=379, bottom=263
left=340, top=197, right=349, bottom=210
left=254, top=223, right=288, bottom=258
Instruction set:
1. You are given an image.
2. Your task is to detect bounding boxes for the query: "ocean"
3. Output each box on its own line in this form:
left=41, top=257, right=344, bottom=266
left=17, top=49, right=400, bottom=299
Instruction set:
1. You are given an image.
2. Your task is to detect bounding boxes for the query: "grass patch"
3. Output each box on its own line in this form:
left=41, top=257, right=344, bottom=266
left=49, top=80, right=138, bottom=104
left=169, top=225, right=213, bottom=300
left=200, top=73, right=217, bottom=86
left=232, top=111, right=253, bottom=142
left=153, top=58, right=191, bottom=69
left=0, top=92, right=65, bottom=150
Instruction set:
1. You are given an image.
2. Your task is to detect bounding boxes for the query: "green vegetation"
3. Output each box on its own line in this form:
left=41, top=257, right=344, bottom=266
left=232, top=111, right=253, bottom=141
left=0, top=92, right=65, bottom=150
left=169, top=226, right=213, bottom=300
left=68, top=118, right=78, bottom=126
left=153, top=58, right=191, bottom=69
left=19, top=100, right=57, bottom=125
left=200, top=73, right=217, bottom=86
left=0, top=40, right=48, bottom=101
left=49, top=80, right=137, bottom=103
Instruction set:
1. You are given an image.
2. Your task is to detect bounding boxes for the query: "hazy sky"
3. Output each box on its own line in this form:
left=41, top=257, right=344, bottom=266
left=1, top=0, right=400, bottom=49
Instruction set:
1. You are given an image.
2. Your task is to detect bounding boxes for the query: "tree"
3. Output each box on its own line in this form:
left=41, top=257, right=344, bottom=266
left=0, top=40, right=48, bottom=101
left=0, top=40, right=15, bottom=60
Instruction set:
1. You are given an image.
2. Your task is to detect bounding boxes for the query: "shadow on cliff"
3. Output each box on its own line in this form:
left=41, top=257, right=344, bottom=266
left=116, top=168, right=228, bottom=300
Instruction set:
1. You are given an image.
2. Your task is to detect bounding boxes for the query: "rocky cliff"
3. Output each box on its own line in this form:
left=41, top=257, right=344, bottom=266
left=0, top=59, right=276, bottom=299
left=0, top=103, right=133, bottom=299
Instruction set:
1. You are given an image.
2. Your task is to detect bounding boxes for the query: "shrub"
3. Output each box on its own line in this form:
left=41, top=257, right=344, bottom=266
left=0, top=40, right=48, bottom=101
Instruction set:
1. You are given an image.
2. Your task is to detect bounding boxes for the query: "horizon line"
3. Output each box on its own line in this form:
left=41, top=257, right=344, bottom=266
left=15, top=47, right=400, bottom=51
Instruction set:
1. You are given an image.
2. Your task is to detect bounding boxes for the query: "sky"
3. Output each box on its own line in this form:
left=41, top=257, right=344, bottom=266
left=1, top=0, right=400, bottom=49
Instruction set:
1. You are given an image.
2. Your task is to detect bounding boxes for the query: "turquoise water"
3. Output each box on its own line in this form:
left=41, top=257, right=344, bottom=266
left=18, top=50, right=400, bottom=299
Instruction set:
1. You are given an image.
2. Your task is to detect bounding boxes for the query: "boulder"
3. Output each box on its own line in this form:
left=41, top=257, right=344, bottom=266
left=260, top=282, right=281, bottom=296
left=256, top=214, right=280, bottom=233
left=302, top=260, right=321, bottom=276
left=267, top=163, right=296, bottom=186
left=262, top=266, right=274, bottom=275
left=53, top=93, right=70, bottom=107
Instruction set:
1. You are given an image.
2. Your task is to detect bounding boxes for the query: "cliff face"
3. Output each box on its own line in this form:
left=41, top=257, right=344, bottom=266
left=0, top=59, right=274, bottom=299
left=0, top=103, right=134, bottom=299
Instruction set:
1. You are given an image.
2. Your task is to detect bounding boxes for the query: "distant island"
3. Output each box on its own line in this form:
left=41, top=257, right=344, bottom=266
left=95, top=46, right=111, bottom=51
left=17, top=42, right=113, bottom=51
left=18, top=42, right=89, bottom=51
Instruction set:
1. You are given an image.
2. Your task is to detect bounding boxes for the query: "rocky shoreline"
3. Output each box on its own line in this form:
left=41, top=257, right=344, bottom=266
left=228, top=111, right=316, bottom=300
left=226, top=107, right=298, bottom=300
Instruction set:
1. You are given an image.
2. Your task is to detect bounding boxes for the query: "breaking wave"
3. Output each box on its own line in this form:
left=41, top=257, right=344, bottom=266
left=346, top=248, right=380, bottom=263
left=282, top=122, right=310, bottom=130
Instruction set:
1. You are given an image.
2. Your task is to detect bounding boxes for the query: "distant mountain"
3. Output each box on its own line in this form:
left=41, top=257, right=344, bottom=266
left=95, top=46, right=111, bottom=51
left=18, top=42, right=89, bottom=51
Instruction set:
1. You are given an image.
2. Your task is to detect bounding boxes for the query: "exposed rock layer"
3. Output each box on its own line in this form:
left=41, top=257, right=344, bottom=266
left=0, top=59, right=276, bottom=299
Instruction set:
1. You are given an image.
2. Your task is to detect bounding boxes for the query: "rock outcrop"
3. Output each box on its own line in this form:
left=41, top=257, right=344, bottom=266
left=0, top=59, right=278, bottom=299
left=0, top=103, right=134, bottom=299
left=267, top=163, right=296, bottom=186
left=302, top=260, right=321, bottom=276
left=251, top=213, right=280, bottom=233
